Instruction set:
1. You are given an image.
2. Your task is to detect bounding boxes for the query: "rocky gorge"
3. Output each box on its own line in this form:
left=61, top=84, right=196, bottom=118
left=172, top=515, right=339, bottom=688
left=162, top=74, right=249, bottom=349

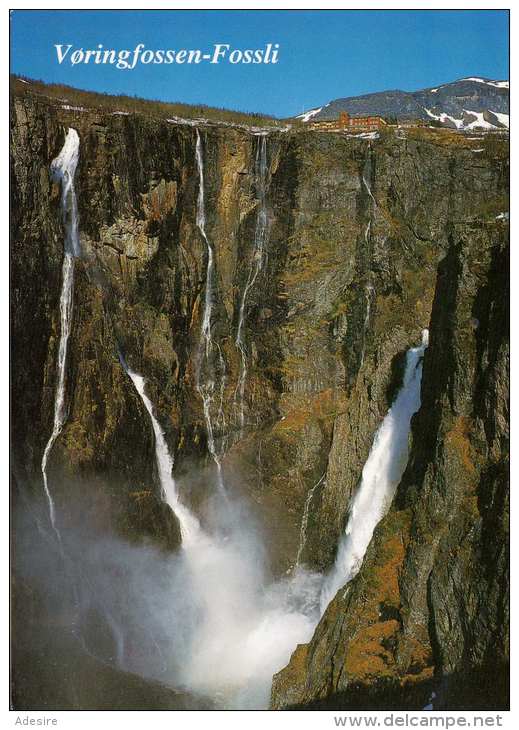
left=10, top=79, right=509, bottom=711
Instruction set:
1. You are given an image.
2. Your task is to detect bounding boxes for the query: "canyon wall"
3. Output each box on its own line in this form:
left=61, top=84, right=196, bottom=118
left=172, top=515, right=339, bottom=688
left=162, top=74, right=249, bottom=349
left=10, top=85, right=509, bottom=709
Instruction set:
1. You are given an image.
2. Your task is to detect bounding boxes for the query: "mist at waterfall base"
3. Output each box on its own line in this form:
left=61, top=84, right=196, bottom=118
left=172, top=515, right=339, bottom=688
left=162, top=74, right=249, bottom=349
left=16, top=332, right=428, bottom=709
left=19, top=333, right=427, bottom=709
left=116, top=363, right=323, bottom=708
left=15, top=461, right=322, bottom=709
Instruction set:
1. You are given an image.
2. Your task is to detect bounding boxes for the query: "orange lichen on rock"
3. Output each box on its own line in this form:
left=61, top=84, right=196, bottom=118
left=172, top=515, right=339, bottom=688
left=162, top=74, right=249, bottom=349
left=345, top=619, right=400, bottom=680
left=444, top=415, right=477, bottom=478
left=271, top=644, right=309, bottom=707
left=341, top=522, right=409, bottom=682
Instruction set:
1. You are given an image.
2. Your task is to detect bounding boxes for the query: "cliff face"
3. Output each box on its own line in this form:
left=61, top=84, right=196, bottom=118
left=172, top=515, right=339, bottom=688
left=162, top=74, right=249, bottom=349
left=271, top=223, right=509, bottom=710
left=11, top=84, right=509, bottom=709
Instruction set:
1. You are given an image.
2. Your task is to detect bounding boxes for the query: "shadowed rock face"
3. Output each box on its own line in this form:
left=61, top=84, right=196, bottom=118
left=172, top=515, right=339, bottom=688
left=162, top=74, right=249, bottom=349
left=11, top=84, right=508, bottom=710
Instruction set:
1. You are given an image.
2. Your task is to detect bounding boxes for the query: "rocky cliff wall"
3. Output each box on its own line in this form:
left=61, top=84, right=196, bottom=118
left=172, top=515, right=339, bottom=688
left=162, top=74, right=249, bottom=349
left=11, top=85, right=509, bottom=709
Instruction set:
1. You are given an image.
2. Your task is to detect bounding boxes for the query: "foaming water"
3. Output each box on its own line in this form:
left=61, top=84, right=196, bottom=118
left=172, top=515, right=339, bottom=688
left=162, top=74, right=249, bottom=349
left=176, top=534, right=321, bottom=709
left=320, top=330, right=429, bottom=613
left=41, top=128, right=80, bottom=537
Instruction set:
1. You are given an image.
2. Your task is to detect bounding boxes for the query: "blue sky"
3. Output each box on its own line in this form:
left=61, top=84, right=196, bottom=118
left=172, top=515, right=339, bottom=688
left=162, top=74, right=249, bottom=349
left=10, top=10, right=509, bottom=118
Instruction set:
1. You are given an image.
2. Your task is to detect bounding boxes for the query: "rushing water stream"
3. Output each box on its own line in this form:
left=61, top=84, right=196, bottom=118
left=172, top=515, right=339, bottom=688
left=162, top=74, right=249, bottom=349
left=320, top=329, right=429, bottom=613
left=122, top=363, right=200, bottom=542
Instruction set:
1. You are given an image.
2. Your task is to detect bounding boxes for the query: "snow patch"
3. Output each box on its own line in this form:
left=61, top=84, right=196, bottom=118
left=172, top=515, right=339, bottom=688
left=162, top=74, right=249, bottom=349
left=355, top=131, right=380, bottom=140
left=112, top=111, right=129, bottom=116
left=61, top=105, right=86, bottom=112
left=489, top=110, right=509, bottom=128
left=462, top=77, right=509, bottom=89
left=296, top=107, right=323, bottom=122
left=423, top=107, right=463, bottom=129
left=496, top=212, right=509, bottom=221
left=168, top=116, right=206, bottom=127
left=167, top=116, right=289, bottom=135
left=463, top=110, right=496, bottom=130
left=16, top=78, right=29, bottom=84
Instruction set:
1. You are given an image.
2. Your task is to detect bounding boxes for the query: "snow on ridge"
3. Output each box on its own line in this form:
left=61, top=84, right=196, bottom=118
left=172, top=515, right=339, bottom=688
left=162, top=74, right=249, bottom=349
left=462, top=77, right=509, bottom=89
left=167, top=115, right=203, bottom=127
left=424, top=105, right=508, bottom=131
left=16, top=78, right=29, bottom=84
left=296, top=107, right=323, bottom=122
left=167, top=115, right=290, bottom=135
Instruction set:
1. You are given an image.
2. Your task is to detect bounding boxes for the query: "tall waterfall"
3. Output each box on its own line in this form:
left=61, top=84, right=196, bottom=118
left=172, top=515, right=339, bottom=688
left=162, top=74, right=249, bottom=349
left=235, top=134, right=270, bottom=433
left=194, top=129, right=227, bottom=494
left=122, top=363, right=199, bottom=542
left=320, top=330, right=429, bottom=613
left=119, top=357, right=320, bottom=709
left=41, top=128, right=80, bottom=535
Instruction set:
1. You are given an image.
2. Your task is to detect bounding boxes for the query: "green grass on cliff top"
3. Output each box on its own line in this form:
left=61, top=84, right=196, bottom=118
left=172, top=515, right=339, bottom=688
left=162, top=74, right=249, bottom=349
left=11, top=75, right=293, bottom=128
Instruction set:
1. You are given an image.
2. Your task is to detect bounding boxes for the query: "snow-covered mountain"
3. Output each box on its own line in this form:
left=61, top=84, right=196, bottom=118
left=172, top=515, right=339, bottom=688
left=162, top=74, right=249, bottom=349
left=296, top=77, right=509, bottom=130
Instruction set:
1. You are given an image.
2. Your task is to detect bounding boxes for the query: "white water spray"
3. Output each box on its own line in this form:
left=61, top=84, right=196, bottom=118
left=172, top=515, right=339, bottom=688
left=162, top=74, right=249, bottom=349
left=235, top=134, right=270, bottom=433
left=320, top=330, right=429, bottom=613
left=194, top=129, right=227, bottom=494
left=41, top=128, right=80, bottom=535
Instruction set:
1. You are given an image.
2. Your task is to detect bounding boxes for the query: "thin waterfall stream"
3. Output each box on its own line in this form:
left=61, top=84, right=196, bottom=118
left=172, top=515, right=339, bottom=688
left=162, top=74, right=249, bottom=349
left=235, top=133, right=270, bottom=433
left=194, top=129, right=227, bottom=495
left=296, top=474, right=326, bottom=566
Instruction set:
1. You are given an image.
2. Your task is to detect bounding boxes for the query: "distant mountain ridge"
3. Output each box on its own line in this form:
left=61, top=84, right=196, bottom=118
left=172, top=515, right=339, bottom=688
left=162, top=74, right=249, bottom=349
left=296, top=77, right=509, bottom=130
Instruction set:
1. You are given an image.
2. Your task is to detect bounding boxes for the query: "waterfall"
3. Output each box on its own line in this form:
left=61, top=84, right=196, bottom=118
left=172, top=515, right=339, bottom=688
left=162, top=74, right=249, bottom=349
left=119, top=358, right=320, bottom=709
left=195, top=129, right=215, bottom=361
left=320, top=330, right=429, bottom=614
left=296, top=474, right=325, bottom=566
left=194, top=129, right=227, bottom=494
left=41, top=128, right=80, bottom=536
left=122, top=363, right=199, bottom=542
left=235, top=133, right=270, bottom=433
left=362, top=145, right=377, bottom=208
